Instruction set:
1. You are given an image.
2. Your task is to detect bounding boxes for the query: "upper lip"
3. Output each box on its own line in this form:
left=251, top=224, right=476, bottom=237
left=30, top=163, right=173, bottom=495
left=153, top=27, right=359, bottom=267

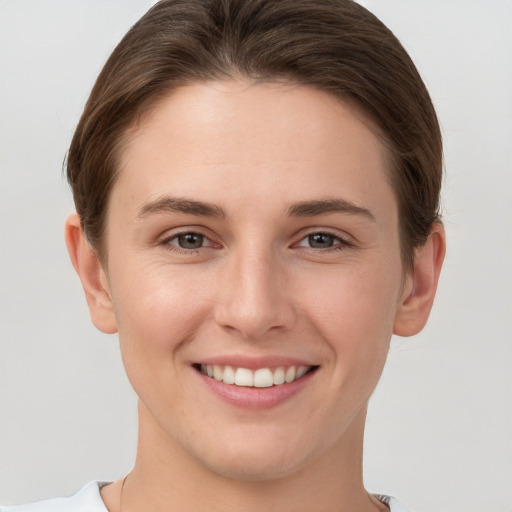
left=193, top=355, right=318, bottom=371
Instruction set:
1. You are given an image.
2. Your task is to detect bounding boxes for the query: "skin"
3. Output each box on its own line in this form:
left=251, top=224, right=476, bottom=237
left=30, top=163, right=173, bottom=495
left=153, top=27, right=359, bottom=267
left=66, top=81, right=445, bottom=512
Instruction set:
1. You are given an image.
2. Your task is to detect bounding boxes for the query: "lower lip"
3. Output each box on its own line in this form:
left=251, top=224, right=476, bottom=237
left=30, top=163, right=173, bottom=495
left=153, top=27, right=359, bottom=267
left=195, top=368, right=317, bottom=410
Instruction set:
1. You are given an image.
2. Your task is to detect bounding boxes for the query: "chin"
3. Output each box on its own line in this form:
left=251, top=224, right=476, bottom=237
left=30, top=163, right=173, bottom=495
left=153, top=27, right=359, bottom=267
left=197, top=450, right=309, bottom=482
left=185, top=428, right=320, bottom=482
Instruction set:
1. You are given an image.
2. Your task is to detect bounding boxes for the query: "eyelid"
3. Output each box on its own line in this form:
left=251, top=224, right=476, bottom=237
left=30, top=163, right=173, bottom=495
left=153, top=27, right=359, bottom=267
left=156, top=226, right=353, bottom=253
left=169, top=232, right=215, bottom=247
left=158, top=227, right=221, bottom=252
left=293, top=229, right=354, bottom=249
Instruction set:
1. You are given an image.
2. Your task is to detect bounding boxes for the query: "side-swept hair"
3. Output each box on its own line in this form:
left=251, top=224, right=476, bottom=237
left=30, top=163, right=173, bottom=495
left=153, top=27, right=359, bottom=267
left=66, top=0, right=442, bottom=270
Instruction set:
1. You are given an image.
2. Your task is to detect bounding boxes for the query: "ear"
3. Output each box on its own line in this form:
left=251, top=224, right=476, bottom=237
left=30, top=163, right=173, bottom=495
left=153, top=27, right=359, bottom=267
left=393, top=222, right=446, bottom=337
left=65, top=214, right=118, bottom=334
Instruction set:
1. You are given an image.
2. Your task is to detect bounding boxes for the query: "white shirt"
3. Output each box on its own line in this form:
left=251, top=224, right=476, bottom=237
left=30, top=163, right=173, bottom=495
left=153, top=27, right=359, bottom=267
left=1, top=481, right=412, bottom=511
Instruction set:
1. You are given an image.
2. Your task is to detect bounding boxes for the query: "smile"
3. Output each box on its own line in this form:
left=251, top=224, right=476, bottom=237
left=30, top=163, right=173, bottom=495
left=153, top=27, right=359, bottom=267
left=198, top=364, right=314, bottom=388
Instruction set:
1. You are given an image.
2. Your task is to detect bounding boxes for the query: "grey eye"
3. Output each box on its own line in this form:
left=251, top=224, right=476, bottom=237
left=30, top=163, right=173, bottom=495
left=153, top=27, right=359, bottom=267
left=307, top=233, right=335, bottom=248
left=176, top=233, right=205, bottom=249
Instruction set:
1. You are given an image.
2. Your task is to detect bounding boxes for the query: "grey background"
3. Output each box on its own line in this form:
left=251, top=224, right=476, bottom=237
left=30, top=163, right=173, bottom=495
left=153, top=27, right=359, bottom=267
left=1, top=1, right=511, bottom=511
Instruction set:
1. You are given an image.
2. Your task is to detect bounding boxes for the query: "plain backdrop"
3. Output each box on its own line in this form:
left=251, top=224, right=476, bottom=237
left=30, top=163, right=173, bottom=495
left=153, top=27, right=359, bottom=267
left=0, top=1, right=511, bottom=511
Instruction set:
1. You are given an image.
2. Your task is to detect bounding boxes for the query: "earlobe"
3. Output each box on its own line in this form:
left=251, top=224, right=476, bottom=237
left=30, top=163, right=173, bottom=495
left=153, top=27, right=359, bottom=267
left=65, top=214, right=118, bottom=334
left=393, top=223, right=446, bottom=337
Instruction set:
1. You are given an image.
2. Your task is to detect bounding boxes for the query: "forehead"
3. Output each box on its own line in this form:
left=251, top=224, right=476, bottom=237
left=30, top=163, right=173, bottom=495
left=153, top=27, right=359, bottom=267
left=114, top=80, right=396, bottom=224
left=127, top=80, right=387, bottom=159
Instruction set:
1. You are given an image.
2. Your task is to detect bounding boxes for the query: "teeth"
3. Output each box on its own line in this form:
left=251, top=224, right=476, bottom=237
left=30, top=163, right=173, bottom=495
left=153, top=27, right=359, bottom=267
left=285, top=366, right=296, bottom=383
left=273, top=367, right=285, bottom=385
left=223, top=365, right=235, bottom=384
left=213, top=365, right=223, bottom=381
left=235, top=367, right=253, bottom=386
left=296, top=366, right=309, bottom=379
left=199, top=364, right=313, bottom=387
left=253, top=368, right=273, bottom=388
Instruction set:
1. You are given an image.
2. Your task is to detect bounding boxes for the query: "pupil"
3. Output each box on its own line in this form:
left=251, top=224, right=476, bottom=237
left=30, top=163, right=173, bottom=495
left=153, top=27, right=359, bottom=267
left=178, top=233, right=203, bottom=249
left=309, top=233, right=333, bottom=248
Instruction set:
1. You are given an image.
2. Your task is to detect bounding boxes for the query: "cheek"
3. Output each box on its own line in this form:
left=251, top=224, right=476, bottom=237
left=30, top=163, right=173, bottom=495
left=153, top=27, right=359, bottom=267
left=109, top=263, right=213, bottom=356
left=109, top=265, right=215, bottom=412
left=298, top=262, right=401, bottom=359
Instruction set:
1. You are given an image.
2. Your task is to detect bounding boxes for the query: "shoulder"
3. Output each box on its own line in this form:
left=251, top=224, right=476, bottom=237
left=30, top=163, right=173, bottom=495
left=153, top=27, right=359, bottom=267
left=2, top=485, right=412, bottom=512
left=375, top=494, right=414, bottom=512
left=0, top=481, right=108, bottom=512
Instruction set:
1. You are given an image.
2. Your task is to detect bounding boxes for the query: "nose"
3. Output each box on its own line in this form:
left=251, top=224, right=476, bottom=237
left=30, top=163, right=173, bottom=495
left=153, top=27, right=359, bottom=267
left=213, top=246, right=296, bottom=340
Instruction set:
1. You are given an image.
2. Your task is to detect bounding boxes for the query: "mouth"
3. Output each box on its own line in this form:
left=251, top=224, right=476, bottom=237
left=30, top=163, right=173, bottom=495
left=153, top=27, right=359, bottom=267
left=195, top=364, right=318, bottom=388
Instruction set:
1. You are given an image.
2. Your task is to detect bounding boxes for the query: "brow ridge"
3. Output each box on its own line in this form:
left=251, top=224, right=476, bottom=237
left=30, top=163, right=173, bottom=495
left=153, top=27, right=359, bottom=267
left=138, top=196, right=226, bottom=219
left=287, top=198, right=375, bottom=220
left=138, top=196, right=374, bottom=221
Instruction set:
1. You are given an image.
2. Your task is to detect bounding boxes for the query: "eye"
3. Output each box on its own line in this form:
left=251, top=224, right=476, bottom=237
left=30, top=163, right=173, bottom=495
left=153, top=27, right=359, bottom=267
left=295, top=232, right=350, bottom=250
left=175, top=232, right=205, bottom=249
left=162, top=231, right=216, bottom=251
left=306, top=233, right=335, bottom=249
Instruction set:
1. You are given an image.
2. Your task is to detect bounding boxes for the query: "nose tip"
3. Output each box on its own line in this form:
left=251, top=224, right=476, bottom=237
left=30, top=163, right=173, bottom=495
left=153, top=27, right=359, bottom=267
left=213, top=253, right=295, bottom=340
left=219, top=299, right=288, bottom=340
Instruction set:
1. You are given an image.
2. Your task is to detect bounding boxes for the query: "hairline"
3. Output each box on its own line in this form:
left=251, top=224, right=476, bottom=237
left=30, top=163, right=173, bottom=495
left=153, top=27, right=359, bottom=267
left=92, top=77, right=411, bottom=270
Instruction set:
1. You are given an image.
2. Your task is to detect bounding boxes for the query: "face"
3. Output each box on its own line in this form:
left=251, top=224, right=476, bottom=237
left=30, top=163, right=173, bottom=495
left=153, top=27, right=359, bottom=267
left=100, top=81, right=412, bottom=480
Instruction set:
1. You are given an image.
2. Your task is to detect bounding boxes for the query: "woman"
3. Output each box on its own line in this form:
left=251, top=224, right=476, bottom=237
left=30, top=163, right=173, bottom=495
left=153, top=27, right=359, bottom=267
left=2, top=1, right=445, bottom=510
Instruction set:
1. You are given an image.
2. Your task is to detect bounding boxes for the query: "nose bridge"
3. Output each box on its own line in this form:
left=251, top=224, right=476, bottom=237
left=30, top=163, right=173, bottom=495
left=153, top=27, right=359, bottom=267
left=214, top=239, right=294, bottom=339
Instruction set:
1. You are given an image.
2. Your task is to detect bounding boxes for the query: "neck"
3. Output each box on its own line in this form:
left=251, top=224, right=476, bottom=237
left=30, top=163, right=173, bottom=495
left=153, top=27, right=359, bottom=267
left=112, top=401, right=385, bottom=512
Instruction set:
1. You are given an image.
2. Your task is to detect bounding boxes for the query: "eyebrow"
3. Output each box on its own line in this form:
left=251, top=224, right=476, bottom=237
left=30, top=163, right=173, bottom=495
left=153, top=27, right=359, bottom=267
left=287, top=198, right=375, bottom=221
left=137, top=196, right=374, bottom=222
left=138, top=196, right=226, bottom=219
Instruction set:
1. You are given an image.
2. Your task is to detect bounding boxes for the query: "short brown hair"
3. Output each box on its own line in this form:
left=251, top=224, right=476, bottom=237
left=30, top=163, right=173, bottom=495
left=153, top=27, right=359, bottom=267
left=66, top=0, right=442, bottom=270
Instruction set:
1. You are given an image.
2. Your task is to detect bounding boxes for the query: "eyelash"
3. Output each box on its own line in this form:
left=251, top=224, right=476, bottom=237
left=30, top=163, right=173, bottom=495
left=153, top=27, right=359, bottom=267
left=159, top=231, right=217, bottom=253
left=159, top=230, right=352, bottom=254
left=294, top=231, right=352, bottom=252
